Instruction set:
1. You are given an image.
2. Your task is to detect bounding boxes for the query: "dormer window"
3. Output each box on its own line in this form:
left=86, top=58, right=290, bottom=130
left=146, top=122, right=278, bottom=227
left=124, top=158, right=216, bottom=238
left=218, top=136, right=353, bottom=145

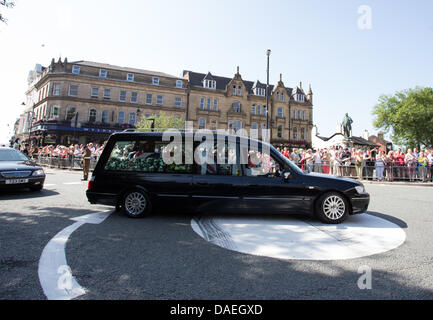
left=153, top=77, right=160, bottom=85
left=72, top=66, right=80, bottom=74
left=204, top=80, right=216, bottom=89
left=296, top=94, right=305, bottom=102
left=127, top=73, right=134, bottom=82
left=255, top=88, right=265, bottom=96
left=176, top=80, right=183, bottom=88
left=99, top=69, right=107, bottom=78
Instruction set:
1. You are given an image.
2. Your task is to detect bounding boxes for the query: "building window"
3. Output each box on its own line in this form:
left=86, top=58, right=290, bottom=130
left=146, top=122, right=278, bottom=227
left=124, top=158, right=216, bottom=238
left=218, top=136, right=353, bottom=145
left=302, top=110, right=306, bottom=120
left=50, top=106, right=60, bottom=119
left=72, top=65, right=80, bottom=74
left=257, top=105, right=262, bottom=115
left=293, top=109, right=297, bottom=119
left=52, top=84, right=60, bottom=96
left=213, top=99, right=218, bottom=111
left=153, top=77, right=159, bottom=85
left=200, top=97, right=205, bottom=110
left=255, top=88, right=265, bottom=96
left=174, top=97, right=182, bottom=108
left=301, top=127, right=305, bottom=140
left=129, top=113, right=136, bottom=126
left=251, top=105, right=256, bottom=115
left=237, top=86, right=242, bottom=96
left=251, top=122, right=258, bottom=130
left=156, top=95, right=163, bottom=105
left=296, top=94, right=305, bottom=102
left=233, top=101, right=241, bottom=113
left=276, top=92, right=280, bottom=101
left=204, top=80, right=216, bottom=89
left=293, top=127, right=298, bottom=140
left=131, top=92, right=138, bottom=103
left=101, top=110, right=109, bottom=123
left=127, top=73, right=134, bottom=82
left=228, top=120, right=242, bottom=132
left=281, top=92, right=285, bottom=101
left=91, top=87, right=99, bottom=98
left=297, top=110, right=301, bottom=120
left=68, top=85, right=78, bottom=97
left=65, top=107, right=76, bottom=121
left=103, top=89, right=111, bottom=99
left=206, top=98, right=211, bottom=110
left=119, top=90, right=127, bottom=102
left=146, top=94, right=152, bottom=105
left=277, top=125, right=283, bottom=138
left=89, top=109, right=97, bottom=123
left=176, top=80, right=183, bottom=88
left=199, top=117, right=206, bottom=129
left=99, top=69, right=107, bottom=78
left=277, top=107, right=283, bottom=118
left=233, top=85, right=237, bottom=96
left=118, top=111, right=125, bottom=124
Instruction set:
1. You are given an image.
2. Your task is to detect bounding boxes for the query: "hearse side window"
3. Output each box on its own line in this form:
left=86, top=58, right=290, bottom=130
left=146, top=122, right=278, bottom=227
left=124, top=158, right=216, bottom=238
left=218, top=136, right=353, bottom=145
left=194, top=140, right=241, bottom=176
left=104, top=140, right=192, bottom=174
left=241, top=144, right=282, bottom=178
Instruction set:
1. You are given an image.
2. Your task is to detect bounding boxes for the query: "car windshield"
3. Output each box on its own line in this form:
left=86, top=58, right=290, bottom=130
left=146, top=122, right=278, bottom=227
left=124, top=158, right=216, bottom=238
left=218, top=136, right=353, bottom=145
left=0, top=149, right=29, bottom=161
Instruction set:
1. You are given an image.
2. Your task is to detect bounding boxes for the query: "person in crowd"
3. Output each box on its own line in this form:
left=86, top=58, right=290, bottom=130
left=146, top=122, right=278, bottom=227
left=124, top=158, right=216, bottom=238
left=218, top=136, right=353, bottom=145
left=354, top=149, right=364, bottom=180
left=405, top=149, right=416, bottom=182
left=321, top=149, right=330, bottom=174
left=394, top=148, right=406, bottom=181
left=304, top=149, right=314, bottom=173
left=418, top=151, right=429, bottom=182
left=82, top=144, right=92, bottom=181
left=340, top=147, right=352, bottom=177
left=313, top=149, right=322, bottom=173
left=428, top=149, right=433, bottom=182
left=328, top=145, right=336, bottom=175
left=385, top=150, right=395, bottom=182
left=375, top=150, right=386, bottom=181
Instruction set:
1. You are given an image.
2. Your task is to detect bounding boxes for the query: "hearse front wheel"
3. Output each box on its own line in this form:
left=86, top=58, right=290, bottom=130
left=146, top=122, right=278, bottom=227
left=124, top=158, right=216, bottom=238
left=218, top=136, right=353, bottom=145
left=122, top=189, right=151, bottom=218
left=315, top=192, right=349, bottom=224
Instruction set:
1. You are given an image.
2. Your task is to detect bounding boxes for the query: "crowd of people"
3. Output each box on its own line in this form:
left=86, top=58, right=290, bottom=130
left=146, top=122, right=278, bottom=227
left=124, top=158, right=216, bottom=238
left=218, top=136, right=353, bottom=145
left=13, top=142, right=107, bottom=160
left=276, top=145, right=433, bottom=182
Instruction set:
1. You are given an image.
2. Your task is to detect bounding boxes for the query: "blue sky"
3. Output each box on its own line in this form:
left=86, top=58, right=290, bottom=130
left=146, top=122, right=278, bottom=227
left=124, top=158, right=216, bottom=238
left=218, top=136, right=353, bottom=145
left=1, top=0, right=432, bottom=143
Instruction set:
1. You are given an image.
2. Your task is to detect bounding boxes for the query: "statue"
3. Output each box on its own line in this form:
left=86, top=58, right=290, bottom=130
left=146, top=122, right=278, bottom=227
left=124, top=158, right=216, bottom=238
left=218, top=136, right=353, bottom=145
left=342, top=113, right=353, bottom=139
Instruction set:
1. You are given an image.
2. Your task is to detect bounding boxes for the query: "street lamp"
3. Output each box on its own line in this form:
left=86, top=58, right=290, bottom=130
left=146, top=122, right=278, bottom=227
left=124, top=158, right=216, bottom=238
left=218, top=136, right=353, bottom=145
left=265, top=49, right=271, bottom=140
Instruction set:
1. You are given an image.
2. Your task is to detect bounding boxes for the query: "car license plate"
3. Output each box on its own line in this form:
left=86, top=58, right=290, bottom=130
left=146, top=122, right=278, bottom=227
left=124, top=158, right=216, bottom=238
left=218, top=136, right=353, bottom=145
left=5, top=179, right=29, bottom=184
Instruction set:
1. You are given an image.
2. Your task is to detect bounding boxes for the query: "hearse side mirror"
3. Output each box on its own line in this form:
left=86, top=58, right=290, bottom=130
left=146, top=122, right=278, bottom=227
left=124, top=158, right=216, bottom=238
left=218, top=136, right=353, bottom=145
left=283, top=171, right=291, bottom=181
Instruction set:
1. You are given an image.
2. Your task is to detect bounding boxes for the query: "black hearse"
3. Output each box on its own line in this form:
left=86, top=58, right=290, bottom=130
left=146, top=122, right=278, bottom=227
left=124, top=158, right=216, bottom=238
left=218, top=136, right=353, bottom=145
left=86, top=131, right=369, bottom=224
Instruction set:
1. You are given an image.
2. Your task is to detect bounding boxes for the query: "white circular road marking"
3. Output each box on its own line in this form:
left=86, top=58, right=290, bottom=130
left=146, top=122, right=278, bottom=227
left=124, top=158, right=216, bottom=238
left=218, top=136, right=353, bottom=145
left=191, top=213, right=406, bottom=261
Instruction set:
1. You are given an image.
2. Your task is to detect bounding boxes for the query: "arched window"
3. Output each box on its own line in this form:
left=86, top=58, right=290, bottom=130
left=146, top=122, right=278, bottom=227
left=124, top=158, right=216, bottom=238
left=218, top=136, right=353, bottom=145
left=257, top=104, right=262, bottom=115
left=88, top=109, right=97, bottom=123
left=281, top=92, right=285, bottom=101
left=297, top=110, right=301, bottom=120
left=276, top=92, right=280, bottom=101
left=237, top=86, right=242, bottom=96
left=251, top=105, right=256, bottom=115
left=233, top=101, right=241, bottom=113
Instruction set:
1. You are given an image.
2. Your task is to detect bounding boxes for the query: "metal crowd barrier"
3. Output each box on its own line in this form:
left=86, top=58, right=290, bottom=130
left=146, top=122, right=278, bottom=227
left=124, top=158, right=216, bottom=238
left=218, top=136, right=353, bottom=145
left=35, top=155, right=98, bottom=171
left=294, top=160, right=433, bottom=182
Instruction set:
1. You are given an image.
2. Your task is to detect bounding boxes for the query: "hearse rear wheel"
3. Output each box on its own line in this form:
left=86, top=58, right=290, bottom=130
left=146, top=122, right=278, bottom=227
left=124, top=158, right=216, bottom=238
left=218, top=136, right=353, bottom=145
left=122, top=189, right=151, bottom=218
left=315, top=192, right=349, bottom=224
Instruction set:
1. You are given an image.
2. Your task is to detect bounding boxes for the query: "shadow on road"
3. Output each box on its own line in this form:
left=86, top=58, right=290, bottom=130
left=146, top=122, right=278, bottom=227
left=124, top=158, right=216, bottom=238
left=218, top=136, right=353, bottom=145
left=0, top=188, right=60, bottom=200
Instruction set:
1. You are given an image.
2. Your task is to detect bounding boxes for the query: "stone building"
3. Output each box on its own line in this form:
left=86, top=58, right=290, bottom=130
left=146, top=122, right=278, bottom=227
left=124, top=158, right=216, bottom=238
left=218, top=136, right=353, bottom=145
left=17, top=58, right=314, bottom=147
left=183, top=68, right=314, bottom=147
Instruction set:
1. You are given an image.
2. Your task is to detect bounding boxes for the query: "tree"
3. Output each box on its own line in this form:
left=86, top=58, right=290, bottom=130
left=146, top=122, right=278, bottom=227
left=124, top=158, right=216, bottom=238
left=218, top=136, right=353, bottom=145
left=372, top=87, right=433, bottom=149
left=136, top=111, right=184, bottom=130
left=0, top=1, right=15, bottom=24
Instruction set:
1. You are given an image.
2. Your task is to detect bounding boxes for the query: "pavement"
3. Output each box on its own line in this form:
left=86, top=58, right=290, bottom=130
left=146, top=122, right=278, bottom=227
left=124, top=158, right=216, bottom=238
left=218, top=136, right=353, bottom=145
left=1, top=168, right=433, bottom=300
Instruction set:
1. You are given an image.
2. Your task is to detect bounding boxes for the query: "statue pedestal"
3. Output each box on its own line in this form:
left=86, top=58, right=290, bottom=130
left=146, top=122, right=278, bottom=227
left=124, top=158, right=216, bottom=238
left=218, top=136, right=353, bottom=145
left=342, top=137, right=353, bottom=149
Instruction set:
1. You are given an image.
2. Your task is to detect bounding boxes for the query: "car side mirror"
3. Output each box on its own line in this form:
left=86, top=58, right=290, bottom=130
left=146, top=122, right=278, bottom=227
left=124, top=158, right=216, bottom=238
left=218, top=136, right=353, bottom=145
left=283, top=171, right=291, bottom=181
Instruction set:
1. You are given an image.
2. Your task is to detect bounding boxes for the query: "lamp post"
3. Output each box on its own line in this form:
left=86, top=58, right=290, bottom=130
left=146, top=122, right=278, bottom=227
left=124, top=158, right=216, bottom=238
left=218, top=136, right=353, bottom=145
left=265, top=49, right=271, bottom=141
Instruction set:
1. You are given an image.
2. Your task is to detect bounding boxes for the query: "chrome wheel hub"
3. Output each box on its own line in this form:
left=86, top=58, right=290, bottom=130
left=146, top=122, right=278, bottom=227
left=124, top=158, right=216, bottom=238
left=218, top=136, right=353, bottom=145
left=125, top=192, right=147, bottom=216
left=323, top=196, right=345, bottom=220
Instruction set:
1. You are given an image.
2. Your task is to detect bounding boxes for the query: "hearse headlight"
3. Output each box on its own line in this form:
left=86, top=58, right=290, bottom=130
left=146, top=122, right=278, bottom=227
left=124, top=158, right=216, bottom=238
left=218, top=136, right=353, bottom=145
left=355, top=185, right=365, bottom=194
left=32, top=169, right=45, bottom=176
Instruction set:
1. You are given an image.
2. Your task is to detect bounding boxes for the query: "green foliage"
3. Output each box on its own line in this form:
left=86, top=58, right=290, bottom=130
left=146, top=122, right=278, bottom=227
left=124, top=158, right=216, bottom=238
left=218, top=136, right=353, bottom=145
left=136, top=111, right=184, bottom=130
left=372, top=87, right=433, bottom=149
left=0, top=1, right=15, bottom=24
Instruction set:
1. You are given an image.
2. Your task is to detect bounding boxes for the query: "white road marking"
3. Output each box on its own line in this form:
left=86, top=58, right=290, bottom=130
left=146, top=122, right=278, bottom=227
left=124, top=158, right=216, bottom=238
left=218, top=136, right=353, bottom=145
left=62, top=182, right=85, bottom=185
left=44, top=184, right=56, bottom=187
left=38, top=211, right=112, bottom=300
left=191, top=214, right=406, bottom=261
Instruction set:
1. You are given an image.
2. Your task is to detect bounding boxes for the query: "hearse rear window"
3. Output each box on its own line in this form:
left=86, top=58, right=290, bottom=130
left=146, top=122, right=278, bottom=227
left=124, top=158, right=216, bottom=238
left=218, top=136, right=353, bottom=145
left=104, top=140, right=192, bottom=173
